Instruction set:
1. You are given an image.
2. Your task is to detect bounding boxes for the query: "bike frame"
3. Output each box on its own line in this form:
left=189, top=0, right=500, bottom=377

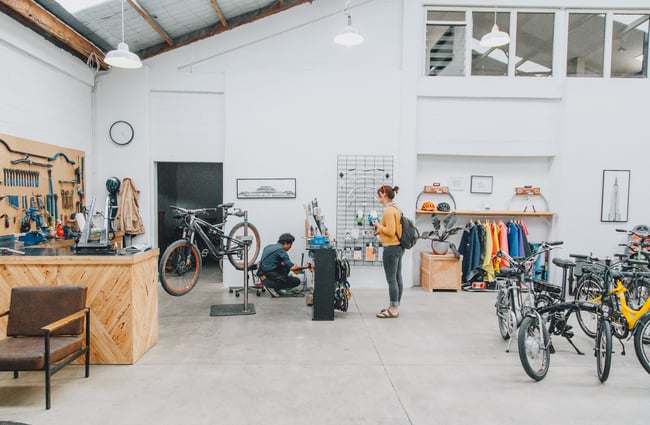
left=176, top=206, right=247, bottom=260
left=596, top=277, right=650, bottom=331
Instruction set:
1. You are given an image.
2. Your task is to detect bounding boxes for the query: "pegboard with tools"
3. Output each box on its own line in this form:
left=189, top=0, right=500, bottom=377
left=0, top=134, right=85, bottom=236
left=336, top=155, right=393, bottom=266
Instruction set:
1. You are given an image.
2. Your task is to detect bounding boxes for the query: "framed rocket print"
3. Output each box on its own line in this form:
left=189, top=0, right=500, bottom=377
left=600, top=169, right=630, bottom=222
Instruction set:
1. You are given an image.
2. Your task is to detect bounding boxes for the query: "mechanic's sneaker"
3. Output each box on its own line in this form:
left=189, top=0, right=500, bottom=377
left=280, top=287, right=303, bottom=295
left=265, top=286, right=280, bottom=298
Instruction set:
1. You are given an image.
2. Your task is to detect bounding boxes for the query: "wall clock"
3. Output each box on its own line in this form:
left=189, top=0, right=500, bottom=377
left=109, top=120, right=134, bottom=145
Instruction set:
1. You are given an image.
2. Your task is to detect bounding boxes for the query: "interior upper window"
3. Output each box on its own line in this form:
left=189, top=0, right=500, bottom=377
left=567, top=13, right=606, bottom=77
left=515, top=12, right=554, bottom=77
left=472, top=11, right=510, bottom=76
left=425, top=11, right=467, bottom=76
left=610, top=14, right=649, bottom=78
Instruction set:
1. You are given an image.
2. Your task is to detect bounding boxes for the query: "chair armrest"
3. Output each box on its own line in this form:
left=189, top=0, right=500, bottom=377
left=41, top=307, right=89, bottom=333
left=0, top=310, right=8, bottom=318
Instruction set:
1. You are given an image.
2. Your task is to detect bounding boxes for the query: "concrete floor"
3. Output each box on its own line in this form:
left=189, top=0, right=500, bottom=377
left=1, top=266, right=649, bottom=425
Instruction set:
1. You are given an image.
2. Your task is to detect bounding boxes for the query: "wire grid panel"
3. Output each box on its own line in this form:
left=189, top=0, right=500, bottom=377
left=336, top=155, right=393, bottom=266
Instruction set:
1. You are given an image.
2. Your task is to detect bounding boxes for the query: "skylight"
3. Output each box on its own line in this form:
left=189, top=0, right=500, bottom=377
left=57, top=0, right=108, bottom=14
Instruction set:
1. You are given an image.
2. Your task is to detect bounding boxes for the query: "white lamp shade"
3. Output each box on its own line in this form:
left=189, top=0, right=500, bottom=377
left=480, top=24, right=511, bottom=48
left=105, top=42, right=143, bottom=69
left=334, top=24, right=364, bottom=47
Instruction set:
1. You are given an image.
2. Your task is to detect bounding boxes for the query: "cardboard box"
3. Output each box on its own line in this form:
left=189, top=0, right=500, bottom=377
left=420, top=251, right=462, bottom=292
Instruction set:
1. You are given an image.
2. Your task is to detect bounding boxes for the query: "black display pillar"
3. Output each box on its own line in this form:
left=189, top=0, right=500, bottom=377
left=312, top=247, right=335, bottom=321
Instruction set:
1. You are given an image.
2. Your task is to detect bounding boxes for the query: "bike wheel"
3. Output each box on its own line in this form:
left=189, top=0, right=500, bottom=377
left=226, top=222, right=261, bottom=270
left=596, top=320, right=612, bottom=383
left=633, top=312, right=650, bottom=374
left=626, top=279, right=650, bottom=310
left=159, top=239, right=202, bottom=296
left=518, top=315, right=551, bottom=381
left=496, top=289, right=512, bottom=340
left=575, top=274, right=603, bottom=338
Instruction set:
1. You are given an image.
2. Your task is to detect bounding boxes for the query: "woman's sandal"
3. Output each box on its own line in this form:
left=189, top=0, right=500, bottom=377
left=376, top=309, right=399, bottom=319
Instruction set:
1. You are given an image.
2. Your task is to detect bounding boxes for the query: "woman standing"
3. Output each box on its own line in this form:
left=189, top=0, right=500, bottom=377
left=372, top=185, right=404, bottom=318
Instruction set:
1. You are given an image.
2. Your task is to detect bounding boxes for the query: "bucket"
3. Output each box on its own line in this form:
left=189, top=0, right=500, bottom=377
left=312, top=235, right=327, bottom=246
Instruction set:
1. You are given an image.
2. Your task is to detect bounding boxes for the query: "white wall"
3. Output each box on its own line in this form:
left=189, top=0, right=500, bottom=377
left=557, top=79, right=650, bottom=257
left=4, top=0, right=649, bottom=290
left=90, top=0, right=650, bottom=287
left=0, top=13, right=95, bottom=188
left=94, top=0, right=405, bottom=286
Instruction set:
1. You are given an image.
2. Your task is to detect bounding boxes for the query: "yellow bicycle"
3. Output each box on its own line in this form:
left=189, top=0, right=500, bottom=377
left=573, top=254, right=650, bottom=374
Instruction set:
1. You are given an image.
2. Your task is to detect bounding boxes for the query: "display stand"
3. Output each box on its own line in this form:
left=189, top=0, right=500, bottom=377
left=210, top=226, right=256, bottom=316
left=312, top=247, right=335, bottom=321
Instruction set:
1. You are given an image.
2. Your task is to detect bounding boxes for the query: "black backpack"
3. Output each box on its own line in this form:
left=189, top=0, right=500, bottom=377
left=391, top=206, right=419, bottom=249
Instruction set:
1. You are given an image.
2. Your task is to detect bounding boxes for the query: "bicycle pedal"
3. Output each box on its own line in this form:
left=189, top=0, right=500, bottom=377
left=563, top=329, right=575, bottom=339
left=549, top=343, right=556, bottom=354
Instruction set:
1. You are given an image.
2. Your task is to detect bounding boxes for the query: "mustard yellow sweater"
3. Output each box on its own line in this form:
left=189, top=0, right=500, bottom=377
left=378, top=205, right=401, bottom=246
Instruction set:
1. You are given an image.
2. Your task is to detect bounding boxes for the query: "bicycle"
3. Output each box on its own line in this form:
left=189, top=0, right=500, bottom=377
left=493, top=241, right=564, bottom=351
left=497, top=244, right=613, bottom=381
left=517, top=294, right=611, bottom=382
left=159, top=203, right=261, bottom=296
left=572, top=253, right=650, bottom=375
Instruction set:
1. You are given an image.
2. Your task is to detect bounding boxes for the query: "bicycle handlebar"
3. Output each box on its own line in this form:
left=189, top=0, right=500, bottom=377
left=494, top=241, right=563, bottom=272
left=617, top=228, right=650, bottom=240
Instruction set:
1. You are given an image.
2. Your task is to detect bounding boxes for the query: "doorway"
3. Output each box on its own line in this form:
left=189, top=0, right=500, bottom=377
left=156, top=162, right=223, bottom=254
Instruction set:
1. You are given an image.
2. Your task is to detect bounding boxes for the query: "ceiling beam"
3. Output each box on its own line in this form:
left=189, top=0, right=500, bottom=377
left=0, top=0, right=108, bottom=69
left=206, top=0, right=308, bottom=37
left=139, top=0, right=312, bottom=60
left=208, top=0, right=227, bottom=28
left=126, top=0, right=173, bottom=46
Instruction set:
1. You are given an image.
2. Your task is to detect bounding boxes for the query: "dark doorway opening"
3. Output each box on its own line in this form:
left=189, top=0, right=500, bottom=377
left=156, top=162, right=223, bottom=256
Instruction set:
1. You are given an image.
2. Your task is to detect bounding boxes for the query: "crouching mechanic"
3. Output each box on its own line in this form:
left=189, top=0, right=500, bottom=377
left=257, top=233, right=312, bottom=298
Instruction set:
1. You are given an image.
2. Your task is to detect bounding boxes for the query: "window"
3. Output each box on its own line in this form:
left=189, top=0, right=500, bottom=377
left=425, top=8, right=555, bottom=78
left=423, top=8, right=649, bottom=79
left=515, top=13, right=554, bottom=76
left=611, top=14, right=649, bottom=78
left=472, top=11, right=510, bottom=76
left=567, top=13, right=606, bottom=77
left=426, top=11, right=467, bottom=76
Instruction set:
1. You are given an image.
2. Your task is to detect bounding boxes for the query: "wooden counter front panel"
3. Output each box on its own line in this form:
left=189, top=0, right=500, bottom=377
left=0, top=250, right=159, bottom=364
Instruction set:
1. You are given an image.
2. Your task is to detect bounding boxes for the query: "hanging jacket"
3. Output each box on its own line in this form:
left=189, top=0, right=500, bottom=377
left=497, top=220, right=510, bottom=268
left=115, top=177, right=145, bottom=235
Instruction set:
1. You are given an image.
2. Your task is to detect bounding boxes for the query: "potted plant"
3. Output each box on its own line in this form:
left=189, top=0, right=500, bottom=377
left=420, top=211, right=463, bottom=259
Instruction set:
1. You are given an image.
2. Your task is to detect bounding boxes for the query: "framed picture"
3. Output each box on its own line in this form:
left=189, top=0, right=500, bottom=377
left=470, top=175, right=493, bottom=194
left=236, top=178, right=296, bottom=199
left=601, top=170, right=630, bottom=222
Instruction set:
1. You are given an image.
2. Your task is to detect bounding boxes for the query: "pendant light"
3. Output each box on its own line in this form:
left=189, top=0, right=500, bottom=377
left=334, top=0, right=364, bottom=47
left=104, top=0, right=142, bottom=69
left=479, top=8, right=510, bottom=48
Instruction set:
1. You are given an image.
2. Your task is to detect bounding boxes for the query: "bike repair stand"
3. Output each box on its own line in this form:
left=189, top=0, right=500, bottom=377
left=209, top=235, right=256, bottom=316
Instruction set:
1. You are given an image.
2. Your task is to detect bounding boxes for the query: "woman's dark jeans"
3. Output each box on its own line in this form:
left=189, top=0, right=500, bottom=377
left=382, top=245, right=404, bottom=307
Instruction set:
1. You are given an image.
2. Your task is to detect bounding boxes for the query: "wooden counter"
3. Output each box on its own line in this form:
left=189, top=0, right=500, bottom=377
left=0, top=249, right=159, bottom=364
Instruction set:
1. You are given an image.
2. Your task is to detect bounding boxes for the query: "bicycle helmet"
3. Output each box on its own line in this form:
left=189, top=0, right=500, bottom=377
left=105, top=177, right=121, bottom=195
left=421, top=201, right=436, bottom=211
left=437, top=202, right=451, bottom=212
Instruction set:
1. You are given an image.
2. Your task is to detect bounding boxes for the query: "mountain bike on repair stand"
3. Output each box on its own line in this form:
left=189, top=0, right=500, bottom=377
left=159, top=203, right=261, bottom=296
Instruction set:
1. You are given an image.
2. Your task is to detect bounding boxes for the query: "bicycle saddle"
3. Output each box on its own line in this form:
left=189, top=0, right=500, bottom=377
left=552, top=258, right=576, bottom=269
left=218, top=203, right=234, bottom=209
left=495, top=268, right=518, bottom=278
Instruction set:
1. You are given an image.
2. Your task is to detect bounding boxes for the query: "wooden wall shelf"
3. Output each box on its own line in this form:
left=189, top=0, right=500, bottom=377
left=416, top=210, right=554, bottom=217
